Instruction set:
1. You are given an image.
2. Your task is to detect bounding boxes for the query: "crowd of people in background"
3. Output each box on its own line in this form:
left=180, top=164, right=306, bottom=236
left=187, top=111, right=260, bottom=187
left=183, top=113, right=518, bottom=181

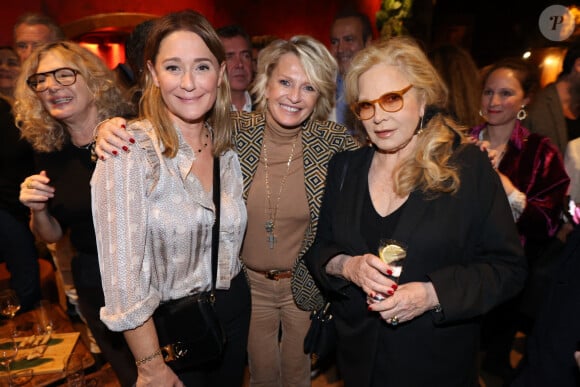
left=0, top=6, right=579, bottom=387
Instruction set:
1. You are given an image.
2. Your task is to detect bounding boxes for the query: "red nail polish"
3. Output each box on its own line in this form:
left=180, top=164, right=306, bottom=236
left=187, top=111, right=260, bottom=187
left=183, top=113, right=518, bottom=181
left=367, top=305, right=373, bottom=311
left=387, top=269, right=393, bottom=276
left=129, top=138, right=135, bottom=144
left=122, top=146, right=129, bottom=152
left=369, top=291, right=375, bottom=298
left=100, top=155, right=104, bottom=161
left=387, top=290, right=394, bottom=296
left=121, top=124, right=126, bottom=129
left=391, top=284, right=398, bottom=290
left=112, top=150, right=118, bottom=156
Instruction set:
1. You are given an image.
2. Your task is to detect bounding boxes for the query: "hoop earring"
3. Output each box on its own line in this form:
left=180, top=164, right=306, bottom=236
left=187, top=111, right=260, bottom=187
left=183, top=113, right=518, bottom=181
left=517, top=105, right=527, bottom=120
left=479, top=109, right=484, bottom=117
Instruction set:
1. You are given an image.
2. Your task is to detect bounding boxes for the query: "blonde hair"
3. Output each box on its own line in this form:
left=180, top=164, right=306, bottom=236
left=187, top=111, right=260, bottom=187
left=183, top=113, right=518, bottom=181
left=14, top=41, right=132, bottom=152
left=252, top=35, right=337, bottom=121
left=345, top=36, right=465, bottom=196
left=141, top=10, right=232, bottom=158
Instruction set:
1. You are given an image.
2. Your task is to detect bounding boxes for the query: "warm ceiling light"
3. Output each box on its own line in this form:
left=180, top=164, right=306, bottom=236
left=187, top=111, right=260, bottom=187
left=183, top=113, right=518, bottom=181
left=522, top=51, right=531, bottom=59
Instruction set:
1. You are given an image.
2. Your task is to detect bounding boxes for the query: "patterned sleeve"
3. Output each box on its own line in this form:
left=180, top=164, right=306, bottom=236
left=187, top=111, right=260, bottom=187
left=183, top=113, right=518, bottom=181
left=91, top=123, right=161, bottom=332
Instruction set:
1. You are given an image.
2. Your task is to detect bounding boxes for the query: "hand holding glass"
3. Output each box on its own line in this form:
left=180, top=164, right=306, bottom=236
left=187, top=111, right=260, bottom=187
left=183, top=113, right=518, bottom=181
left=370, top=240, right=407, bottom=302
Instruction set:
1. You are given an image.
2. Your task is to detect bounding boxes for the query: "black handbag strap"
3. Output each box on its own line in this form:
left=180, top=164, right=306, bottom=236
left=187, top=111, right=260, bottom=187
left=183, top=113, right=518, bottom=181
left=211, top=156, right=221, bottom=295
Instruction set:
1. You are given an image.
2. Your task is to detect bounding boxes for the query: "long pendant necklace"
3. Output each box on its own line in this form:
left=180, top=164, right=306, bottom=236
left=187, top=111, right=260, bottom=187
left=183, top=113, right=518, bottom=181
left=262, top=133, right=299, bottom=249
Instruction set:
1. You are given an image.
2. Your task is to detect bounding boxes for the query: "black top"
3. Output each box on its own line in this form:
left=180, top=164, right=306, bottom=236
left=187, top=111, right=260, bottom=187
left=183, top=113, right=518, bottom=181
left=34, top=143, right=96, bottom=254
left=305, top=143, right=526, bottom=387
left=362, top=184, right=405, bottom=256
left=0, top=98, right=35, bottom=222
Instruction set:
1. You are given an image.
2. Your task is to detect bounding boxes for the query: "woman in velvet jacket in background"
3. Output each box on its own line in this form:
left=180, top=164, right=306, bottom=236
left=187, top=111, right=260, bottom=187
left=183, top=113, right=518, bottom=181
left=471, top=57, right=570, bottom=381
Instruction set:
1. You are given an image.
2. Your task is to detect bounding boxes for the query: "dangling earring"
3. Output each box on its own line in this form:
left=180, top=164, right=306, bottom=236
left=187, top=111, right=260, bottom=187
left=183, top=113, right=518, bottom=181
left=517, top=105, right=527, bottom=120
left=415, top=115, right=425, bottom=135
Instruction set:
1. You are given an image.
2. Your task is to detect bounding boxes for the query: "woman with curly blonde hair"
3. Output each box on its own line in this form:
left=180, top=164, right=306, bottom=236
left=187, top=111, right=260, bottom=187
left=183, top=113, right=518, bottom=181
left=304, top=36, right=527, bottom=386
left=14, top=42, right=132, bottom=152
left=16, top=41, right=136, bottom=386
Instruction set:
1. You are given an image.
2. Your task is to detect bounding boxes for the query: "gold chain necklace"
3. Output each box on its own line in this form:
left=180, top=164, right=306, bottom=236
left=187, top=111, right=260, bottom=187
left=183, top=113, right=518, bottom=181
left=262, top=133, right=299, bottom=249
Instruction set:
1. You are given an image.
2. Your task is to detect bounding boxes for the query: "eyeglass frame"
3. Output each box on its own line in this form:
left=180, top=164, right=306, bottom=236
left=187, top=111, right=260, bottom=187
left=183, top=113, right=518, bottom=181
left=351, top=84, right=414, bottom=120
left=26, top=67, right=81, bottom=92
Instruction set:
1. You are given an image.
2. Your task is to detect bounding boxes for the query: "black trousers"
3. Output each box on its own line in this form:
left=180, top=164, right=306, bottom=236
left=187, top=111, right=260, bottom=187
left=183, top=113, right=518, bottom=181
left=178, top=270, right=252, bottom=387
left=0, top=209, right=41, bottom=311
left=71, top=252, right=137, bottom=387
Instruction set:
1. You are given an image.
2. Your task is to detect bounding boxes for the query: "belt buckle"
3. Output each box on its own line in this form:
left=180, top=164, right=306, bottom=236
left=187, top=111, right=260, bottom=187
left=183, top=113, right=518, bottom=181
left=266, top=270, right=280, bottom=281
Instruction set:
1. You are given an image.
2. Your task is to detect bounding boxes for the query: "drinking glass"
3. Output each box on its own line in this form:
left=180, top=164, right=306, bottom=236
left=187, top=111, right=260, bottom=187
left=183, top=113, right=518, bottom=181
left=0, top=290, right=21, bottom=336
left=35, top=300, right=54, bottom=334
left=0, top=336, right=18, bottom=386
left=370, top=239, right=407, bottom=302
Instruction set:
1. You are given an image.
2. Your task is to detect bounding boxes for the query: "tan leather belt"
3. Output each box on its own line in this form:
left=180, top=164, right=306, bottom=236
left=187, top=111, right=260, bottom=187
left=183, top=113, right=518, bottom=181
left=252, top=269, right=293, bottom=281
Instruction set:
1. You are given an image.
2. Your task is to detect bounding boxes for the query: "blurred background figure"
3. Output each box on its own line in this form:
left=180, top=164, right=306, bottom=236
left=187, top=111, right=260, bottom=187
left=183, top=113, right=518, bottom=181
left=217, top=24, right=254, bottom=112
left=329, top=9, right=373, bottom=134
left=511, top=224, right=580, bottom=387
left=113, top=18, right=156, bottom=107
left=15, top=41, right=136, bottom=385
left=471, top=57, right=570, bottom=384
left=0, top=46, right=19, bottom=101
left=525, top=39, right=580, bottom=156
left=13, top=13, right=65, bottom=63
left=0, top=95, right=41, bottom=313
left=429, top=44, right=482, bottom=128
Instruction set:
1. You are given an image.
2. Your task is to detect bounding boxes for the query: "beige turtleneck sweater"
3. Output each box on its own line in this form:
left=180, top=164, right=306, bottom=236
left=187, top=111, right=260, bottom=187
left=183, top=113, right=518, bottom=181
left=241, top=123, right=310, bottom=272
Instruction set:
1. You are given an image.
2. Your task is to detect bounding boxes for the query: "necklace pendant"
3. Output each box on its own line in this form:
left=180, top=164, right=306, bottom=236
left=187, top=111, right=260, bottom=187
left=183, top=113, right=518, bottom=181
left=267, top=232, right=276, bottom=249
left=265, top=220, right=276, bottom=249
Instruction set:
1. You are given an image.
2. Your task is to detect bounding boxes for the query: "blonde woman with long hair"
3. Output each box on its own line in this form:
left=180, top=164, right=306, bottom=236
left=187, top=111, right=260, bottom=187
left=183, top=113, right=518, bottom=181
left=304, top=36, right=527, bottom=387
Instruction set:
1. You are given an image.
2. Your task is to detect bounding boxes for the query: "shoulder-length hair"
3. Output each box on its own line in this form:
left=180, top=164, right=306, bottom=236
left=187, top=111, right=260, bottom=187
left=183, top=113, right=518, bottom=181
left=14, top=41, right=131, bottom=152
left=141, top=9, right=232, bottom=158
left=252, top=35, right=337, bottom=121
left=345, top=36, right=465, bottom=196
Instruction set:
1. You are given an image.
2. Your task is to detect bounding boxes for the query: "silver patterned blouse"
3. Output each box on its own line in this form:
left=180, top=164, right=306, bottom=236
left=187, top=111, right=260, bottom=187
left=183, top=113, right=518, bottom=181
left=91, top=119, right=247, bottom=332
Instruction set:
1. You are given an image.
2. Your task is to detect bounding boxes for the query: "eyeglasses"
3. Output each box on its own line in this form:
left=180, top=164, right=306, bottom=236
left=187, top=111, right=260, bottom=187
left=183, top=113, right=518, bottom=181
left=27, top=67, right=80, bottom=92
left=351, top=84, right=413, bottom=120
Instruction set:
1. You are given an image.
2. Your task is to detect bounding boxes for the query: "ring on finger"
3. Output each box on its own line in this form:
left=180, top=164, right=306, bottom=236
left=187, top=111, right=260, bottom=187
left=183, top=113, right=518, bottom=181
left=26, top=182, right=33, bottom=189
left=390, top=316, right=399, bottom=326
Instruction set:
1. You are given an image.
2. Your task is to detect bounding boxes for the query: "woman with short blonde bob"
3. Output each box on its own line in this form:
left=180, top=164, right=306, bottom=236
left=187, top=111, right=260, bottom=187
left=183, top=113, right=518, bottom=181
left=305, top=36, right=527, bottom=386
left=234, top=35, right=358, bottom=386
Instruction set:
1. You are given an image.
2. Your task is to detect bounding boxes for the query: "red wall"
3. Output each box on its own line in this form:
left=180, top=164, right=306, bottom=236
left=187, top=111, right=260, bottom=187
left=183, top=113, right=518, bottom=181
left=1, top=0, right=381, bottom=47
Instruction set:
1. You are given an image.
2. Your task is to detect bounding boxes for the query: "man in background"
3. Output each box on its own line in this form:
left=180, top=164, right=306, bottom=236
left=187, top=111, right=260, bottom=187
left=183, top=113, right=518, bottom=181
left=329, top=10, right=373, bottom=132
left=217, top=24, right=254, bottom=112
left=13, top=13, right=65, bottom=63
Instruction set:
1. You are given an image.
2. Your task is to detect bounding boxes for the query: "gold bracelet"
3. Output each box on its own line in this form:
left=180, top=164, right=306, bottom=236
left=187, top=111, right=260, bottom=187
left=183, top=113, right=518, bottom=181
left=135, top=348, right=163, bottom=366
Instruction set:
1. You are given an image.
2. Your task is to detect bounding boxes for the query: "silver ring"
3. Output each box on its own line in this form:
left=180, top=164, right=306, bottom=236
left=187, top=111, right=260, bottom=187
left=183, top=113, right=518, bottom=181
left=390, top=316, right=399, bottom=326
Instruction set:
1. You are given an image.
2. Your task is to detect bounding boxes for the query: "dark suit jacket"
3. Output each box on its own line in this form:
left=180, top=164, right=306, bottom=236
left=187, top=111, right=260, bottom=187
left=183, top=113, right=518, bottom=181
left=305, top=143, right=527, bottom=387
left=511, top=225, right=580, bottom=387
left=524, top=83, right=568, bottom=155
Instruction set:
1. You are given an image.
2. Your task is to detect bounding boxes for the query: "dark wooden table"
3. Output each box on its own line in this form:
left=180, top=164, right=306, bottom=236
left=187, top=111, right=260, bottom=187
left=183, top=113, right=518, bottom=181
left=0, top=303, right=94, bottom=386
